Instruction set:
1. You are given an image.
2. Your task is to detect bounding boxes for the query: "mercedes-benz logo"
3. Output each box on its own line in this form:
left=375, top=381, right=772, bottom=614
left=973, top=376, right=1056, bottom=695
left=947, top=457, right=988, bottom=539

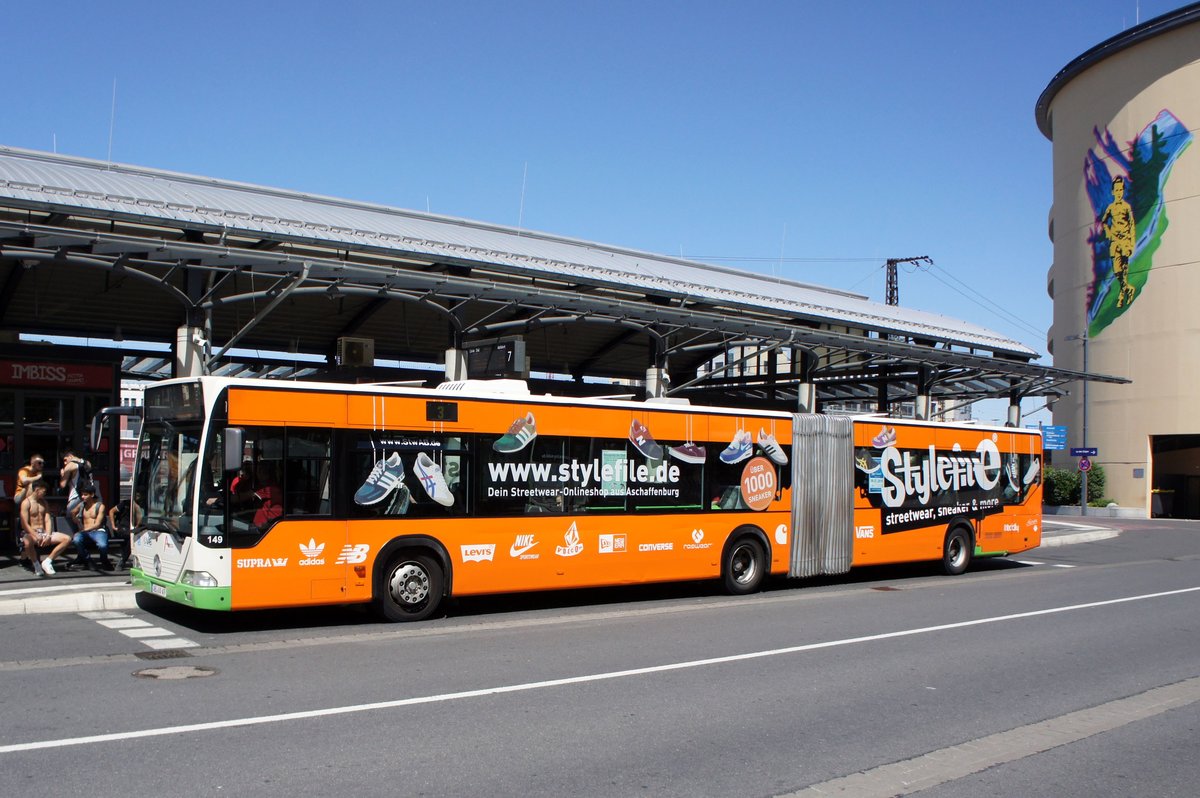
left=153, top=555, right=162, bottom=578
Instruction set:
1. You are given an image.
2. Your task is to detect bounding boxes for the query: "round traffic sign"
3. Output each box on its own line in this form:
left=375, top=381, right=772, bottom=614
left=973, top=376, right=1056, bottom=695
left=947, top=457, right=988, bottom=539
left=1079, top=457, right=1092, bottom=472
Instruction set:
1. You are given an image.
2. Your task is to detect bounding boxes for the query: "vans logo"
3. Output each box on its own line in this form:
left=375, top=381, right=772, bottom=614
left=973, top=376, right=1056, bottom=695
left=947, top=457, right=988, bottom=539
left=556, top=522, right=584, bottom=557
left=298, top=539, right=326, bottom=566
left=461, top=544, right=497, bottom=563
left=335, top=544, right=370, bottom=565
left=509, top=535, right=539, bottom=559
left=236, top=557, right=288, bottom=569
left=855, top=525, right=876, bottom=539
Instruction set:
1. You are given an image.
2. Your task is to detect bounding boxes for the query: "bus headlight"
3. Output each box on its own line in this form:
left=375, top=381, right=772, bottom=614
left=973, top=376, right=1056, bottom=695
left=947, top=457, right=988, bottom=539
left=181, top=571, right=219, bottom=588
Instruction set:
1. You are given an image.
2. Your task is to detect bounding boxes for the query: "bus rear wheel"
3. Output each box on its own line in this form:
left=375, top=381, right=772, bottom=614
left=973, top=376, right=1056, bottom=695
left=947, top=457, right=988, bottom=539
left=942, top=525, right=973, bottom=576
left=722, top=536, right=766, bottom=595
left=377, top=553, right=444, bottom=622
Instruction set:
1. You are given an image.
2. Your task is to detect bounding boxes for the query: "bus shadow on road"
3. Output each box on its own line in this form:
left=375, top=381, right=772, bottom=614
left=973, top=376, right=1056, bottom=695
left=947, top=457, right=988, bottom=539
left=133, top=556, right=1033, bottom=635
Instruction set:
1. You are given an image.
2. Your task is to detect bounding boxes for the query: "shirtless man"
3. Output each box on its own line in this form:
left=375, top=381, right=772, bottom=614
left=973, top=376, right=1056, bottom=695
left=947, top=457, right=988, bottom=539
left=20, top=480, right=71, bottom=576
left=72, top=483, right=112, bottom=570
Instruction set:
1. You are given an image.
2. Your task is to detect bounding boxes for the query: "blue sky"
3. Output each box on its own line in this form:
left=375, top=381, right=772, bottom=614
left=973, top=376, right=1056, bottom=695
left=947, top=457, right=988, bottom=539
left=1, top=0, right=1177, bottom=416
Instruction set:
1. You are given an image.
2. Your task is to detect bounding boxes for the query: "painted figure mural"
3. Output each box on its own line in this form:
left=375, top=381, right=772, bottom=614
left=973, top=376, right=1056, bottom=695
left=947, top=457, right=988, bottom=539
left=1084, top=110, right=1192, bottom=336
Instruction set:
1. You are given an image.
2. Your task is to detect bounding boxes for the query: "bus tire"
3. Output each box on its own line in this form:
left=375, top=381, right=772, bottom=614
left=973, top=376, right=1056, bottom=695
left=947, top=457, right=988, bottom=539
left=722, top=536, right=766, bottom=595
left=942, top=525, right=973, bottom=576
left=376, top=552, right=444, bottom=622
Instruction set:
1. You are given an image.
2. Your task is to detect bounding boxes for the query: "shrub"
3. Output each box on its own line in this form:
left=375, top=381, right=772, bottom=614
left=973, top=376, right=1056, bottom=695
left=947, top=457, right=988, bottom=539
left=1043, top=463, right=1106, bottom=506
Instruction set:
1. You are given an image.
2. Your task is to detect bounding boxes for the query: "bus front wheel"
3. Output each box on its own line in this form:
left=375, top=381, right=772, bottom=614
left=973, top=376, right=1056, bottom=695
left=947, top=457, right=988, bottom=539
left=377, top=553, right=444, bottom=622
left=942, top=526, right=973, bottom=576
left=722, top=536, right=766, bottom=595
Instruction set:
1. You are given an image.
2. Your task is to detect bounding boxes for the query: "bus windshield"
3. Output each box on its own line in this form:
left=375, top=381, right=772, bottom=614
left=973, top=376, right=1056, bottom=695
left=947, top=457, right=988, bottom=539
left=140, top=418, right=202, bottom=534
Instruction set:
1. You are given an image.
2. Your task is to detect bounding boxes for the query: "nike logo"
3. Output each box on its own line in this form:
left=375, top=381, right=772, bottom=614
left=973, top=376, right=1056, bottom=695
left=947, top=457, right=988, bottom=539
left=510, top=535, right=537, bottom=557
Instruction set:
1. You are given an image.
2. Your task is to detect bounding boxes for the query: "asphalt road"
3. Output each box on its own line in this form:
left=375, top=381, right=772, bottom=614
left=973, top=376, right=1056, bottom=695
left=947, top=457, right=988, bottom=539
left=1, top=518, right=1197, bottom=797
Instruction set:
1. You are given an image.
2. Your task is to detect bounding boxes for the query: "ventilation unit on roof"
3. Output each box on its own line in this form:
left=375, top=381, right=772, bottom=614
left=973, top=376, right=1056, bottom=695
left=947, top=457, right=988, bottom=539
left=336, top=337, right=375, bottom=368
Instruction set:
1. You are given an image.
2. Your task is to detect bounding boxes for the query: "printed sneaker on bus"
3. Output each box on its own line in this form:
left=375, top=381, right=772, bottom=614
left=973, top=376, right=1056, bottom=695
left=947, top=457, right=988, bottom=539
left=668, top=442, right=707, bottom=464
left=1005, top=454, right=1021, bottom=492
left=756, top=429, right=788, bottom=466
left=1023, top=456, right=1041, bottom=485
left=719, top=429, right=753, bottom=464
left=494, top=412, right=537, bottom=453
left=415, top=453, right=454, bottom=507
left=354, top=452, right=405, bottom=505
left=387, top=483, right=412, bottom=515
left=871, top=425, right=897, bottom=448
left=629, top=419, right=664, bottom=460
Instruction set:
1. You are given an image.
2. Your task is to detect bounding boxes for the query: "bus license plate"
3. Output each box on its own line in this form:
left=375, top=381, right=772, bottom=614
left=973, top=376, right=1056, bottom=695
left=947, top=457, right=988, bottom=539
left=150, top=584, right=168, bottom=597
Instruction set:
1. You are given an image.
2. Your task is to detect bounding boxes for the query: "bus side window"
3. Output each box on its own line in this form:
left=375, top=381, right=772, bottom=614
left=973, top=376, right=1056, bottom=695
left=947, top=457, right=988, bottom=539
left=286, top=428, right=332, bottom=516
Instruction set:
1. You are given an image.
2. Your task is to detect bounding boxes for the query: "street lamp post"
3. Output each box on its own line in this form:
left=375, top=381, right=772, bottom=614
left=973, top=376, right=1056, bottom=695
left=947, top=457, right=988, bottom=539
left=1066, top=332, right=1090, bottom=516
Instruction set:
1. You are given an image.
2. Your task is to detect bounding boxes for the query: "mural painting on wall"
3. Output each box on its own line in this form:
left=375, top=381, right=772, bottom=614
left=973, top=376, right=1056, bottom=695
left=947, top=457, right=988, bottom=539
left=1084, top=109, right=1192, bottom=337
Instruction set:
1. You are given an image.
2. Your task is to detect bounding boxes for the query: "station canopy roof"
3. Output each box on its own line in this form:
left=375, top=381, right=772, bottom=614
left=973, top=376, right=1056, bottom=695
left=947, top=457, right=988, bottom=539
left=0, top=146, right=1122, bottom=408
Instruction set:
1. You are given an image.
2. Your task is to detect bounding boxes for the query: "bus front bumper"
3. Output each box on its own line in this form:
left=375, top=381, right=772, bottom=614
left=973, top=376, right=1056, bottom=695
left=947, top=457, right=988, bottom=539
left=131, top=569, right=231, bottom=611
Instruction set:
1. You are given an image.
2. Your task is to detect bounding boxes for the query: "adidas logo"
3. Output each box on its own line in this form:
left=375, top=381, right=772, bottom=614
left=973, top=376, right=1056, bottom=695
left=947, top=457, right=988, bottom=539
left=299, top=538, right=326, bottom=566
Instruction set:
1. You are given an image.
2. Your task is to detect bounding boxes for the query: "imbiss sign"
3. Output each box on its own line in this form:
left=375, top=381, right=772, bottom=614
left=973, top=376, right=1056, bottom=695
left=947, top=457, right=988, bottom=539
left=0, top=360, right=114, bottom=389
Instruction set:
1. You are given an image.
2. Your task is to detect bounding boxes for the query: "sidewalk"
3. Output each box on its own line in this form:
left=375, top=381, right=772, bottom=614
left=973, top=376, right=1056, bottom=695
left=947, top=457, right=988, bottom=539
left=1040, top=518, right=1121, bottom=547
left=0, top=556, right=138, bottom=615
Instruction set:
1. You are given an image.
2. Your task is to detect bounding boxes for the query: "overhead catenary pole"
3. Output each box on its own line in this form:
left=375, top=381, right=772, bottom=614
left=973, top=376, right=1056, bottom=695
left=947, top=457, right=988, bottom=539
left=885, top=255, right=933, bottom=306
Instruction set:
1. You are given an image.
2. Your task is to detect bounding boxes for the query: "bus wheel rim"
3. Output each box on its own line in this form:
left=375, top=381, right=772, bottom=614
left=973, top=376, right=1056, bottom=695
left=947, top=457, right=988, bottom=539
left=732, top=544, right=758, bottom=585
left=390, top=562, right=430, bottom=606
left=949, top=536, right=966, bottom=567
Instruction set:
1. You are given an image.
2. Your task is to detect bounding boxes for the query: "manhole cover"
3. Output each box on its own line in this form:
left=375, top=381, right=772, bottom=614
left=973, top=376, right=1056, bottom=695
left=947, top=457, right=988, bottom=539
left=133, top=665, right=218, bottom=680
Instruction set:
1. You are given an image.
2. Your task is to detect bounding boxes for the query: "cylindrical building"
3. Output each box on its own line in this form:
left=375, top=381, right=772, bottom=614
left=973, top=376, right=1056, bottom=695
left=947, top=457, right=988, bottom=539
left=1037, top=3, right=1200, bottom=518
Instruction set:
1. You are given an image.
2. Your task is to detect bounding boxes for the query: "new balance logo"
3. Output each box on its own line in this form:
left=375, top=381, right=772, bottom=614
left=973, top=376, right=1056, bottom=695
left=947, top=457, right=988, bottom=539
left=335, top=544, right=370, bottom=564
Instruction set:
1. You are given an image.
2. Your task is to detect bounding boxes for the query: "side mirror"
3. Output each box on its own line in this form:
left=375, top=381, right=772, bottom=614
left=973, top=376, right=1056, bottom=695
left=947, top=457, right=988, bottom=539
left=90, top=406, right=140, bottom=452
left=224, top=428, right=245, bottom=472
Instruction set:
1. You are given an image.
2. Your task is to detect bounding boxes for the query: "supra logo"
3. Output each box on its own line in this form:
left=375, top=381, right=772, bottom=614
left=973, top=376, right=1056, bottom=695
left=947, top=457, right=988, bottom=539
left=639, top=542, right=673, bottom=552
left=237, top=557, right=288, bottom=568
left=335, top=544, right=370, bottom=564
left=298, top=538, right=326, bottom=566
left=461, top=544, right=497, bottom=563
left=684, top=528, right=712, bottom=551
left=597, top=533, right=627, bottom=554
left=855, top=525, right=875, bottom=539
left=509, top=534, right=539, bottom=559
left=556, top=522, right=584, bottom=557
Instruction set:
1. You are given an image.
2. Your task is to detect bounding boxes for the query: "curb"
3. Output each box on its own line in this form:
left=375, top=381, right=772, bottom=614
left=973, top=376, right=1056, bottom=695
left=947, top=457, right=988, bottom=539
left=1037, top=529, right=1120, bottom=547
left=0, top=581, right=139, bottom=616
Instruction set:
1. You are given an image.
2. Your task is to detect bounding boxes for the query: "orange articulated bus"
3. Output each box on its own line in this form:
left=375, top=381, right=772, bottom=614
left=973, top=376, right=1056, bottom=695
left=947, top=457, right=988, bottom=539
left=102, top=377, right=1042, bottom=621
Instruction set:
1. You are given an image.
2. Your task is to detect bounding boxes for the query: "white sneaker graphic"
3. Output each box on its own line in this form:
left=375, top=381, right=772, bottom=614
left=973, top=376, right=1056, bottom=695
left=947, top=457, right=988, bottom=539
left=414, top=453, right=454, bottom=507
left=756, top=428, right=788, bottom=466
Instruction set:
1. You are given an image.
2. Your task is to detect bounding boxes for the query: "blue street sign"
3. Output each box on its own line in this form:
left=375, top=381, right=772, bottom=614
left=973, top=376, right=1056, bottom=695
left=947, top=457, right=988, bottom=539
left=1070, top=447, right=1098, bottom=457
left=1042, top=425, right=1068, bottom=450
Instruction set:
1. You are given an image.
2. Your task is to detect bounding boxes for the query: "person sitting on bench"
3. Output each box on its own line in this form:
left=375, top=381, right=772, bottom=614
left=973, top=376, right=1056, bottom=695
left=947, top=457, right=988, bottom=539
left=20, top=480, right=71, bottom=577
left=72, top=482, right=113, bottom=570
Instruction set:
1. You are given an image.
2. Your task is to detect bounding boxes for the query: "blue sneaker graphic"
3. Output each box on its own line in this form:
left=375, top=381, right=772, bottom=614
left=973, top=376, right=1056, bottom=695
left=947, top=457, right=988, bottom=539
left=355, top=452, right=405, bottom=505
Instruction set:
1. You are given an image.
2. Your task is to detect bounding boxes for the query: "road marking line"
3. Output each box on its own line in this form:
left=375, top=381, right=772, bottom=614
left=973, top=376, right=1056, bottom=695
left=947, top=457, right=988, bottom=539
left=98, top=618, right=153, bottom=629
left=83, top=611, right=199, bottom=652
left=142, top=637, right=199, bottom=650
left=120, top=628, right=177, bottom=639
left=1017, top=560, right=1043, bottom=566
left=779, top=675, right=1200, bottom=797
left=1051, top=563, right=1077, bottom=568
left=1, top=585, right=1196, bottom=755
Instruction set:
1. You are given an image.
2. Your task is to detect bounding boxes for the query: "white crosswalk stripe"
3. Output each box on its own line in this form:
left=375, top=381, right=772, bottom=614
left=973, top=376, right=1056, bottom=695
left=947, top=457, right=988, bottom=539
left=80, top=610, right=198, bottom=649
